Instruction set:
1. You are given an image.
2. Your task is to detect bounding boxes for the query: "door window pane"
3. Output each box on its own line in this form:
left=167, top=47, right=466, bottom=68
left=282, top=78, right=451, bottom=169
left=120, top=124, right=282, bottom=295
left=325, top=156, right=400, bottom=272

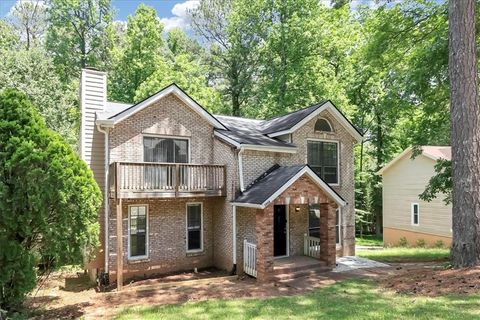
left=144, top=137, right=188, bottom=163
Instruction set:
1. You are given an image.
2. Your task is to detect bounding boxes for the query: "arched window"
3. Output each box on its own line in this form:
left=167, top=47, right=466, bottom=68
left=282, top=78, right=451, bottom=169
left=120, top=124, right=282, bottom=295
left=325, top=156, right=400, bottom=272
left=314, top=118, right=333, bottom=132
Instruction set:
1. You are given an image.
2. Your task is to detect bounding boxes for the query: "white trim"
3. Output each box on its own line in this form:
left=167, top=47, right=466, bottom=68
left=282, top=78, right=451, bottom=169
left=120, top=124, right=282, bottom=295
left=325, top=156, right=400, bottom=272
left=106, top=84, right=227, bottom=129
left=142, top=134, right=192, bottom=163
left=232, top=166, right=346, bottom=209
left=213, top=130, right=297, bottom=154
left=186, top=202, right=204, bottom=253
left=97, top=125, right=110, bottom=272
left=314, top=117, right=333, bottom=132
left=306, top=138, right=340, bottom=186
left=238, top=149, right=245, bottom=192
left=411, top=203, right=420, bottom=226
left=266, top=101, right=363, bottom=142
left=127, top=204, right=149, bottom=260
left=336, top=207, right=342, bottom=245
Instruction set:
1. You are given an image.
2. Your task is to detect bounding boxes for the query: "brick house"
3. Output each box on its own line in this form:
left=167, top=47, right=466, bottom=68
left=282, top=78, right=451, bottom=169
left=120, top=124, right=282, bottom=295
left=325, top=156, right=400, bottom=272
left=80, top=68, right=362, bottom=286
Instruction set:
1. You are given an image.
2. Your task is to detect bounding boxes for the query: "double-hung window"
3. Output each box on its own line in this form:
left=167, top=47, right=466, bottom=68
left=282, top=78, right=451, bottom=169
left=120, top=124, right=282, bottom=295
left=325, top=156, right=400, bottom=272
left=129, top=205, right=148, bottom=259
left=307, top=140, right=339, bottom=184
left=186, top=203, right=203, bottom=252
left=411, top=203, right=419, bottom=225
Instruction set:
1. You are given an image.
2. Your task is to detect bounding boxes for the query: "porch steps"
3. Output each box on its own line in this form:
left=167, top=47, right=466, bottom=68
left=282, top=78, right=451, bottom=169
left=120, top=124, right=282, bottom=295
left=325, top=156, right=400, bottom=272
left=273, top=259, right=331, bottom=281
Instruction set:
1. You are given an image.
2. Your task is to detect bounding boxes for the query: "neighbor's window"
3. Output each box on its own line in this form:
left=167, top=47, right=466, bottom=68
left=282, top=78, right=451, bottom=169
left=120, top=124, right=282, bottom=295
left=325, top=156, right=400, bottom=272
left=307, top=140, right=339, bottom=184
left=129, top=205, right=148, bottom=258
left=143, top=136, right=188, bottom=163
left=336, top=208, right=341, bottom=245
left=411, top=203, right=419, bottom=225
left=314, top=118, right=333, bottom=132
left=186, top=203, right=203, bottom=252
left=308, top=204, right=320, bottom=238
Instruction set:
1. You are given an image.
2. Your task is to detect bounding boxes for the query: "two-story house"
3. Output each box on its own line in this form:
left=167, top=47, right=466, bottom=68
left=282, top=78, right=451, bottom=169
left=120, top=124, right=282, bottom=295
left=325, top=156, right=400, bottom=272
left=80, top=68, right=362, bottom=287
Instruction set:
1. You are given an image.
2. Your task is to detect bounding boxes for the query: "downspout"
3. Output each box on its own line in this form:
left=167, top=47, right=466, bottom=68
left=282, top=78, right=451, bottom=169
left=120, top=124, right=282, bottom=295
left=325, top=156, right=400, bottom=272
left=238, top=148, right=245, bottom=192
left=232, top=204, right=237, bottom=274
left=97, top=125, right=110, bottom=273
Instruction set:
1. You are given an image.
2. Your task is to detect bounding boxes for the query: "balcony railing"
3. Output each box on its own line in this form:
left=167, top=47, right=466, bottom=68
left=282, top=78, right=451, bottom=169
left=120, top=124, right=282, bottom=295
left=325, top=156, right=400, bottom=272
left=109, top=162, right=226, bottom=199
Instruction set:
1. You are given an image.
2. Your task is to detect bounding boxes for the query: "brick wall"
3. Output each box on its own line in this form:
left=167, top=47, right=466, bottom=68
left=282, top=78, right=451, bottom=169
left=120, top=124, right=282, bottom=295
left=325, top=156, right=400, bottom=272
left=288, top=204, right=308, bottom=256
left=109, top=93, right=214, bottom=164
left=108, top=197, right=215, bottom=282
left=240, top=109, right=356, bottom=256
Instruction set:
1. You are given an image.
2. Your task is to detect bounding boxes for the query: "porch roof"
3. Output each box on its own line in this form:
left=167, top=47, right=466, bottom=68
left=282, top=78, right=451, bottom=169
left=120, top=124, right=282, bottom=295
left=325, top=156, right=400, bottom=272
left=231, top=164, right=346, bottom=209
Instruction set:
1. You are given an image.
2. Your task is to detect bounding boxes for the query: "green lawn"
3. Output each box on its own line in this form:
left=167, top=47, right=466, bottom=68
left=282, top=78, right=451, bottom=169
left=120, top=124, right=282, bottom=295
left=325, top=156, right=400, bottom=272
left=114, top=279, right=480, bottom=320
left=357, top=247, right=450, bottom=263
left=356, top=235, right=383, bottom=246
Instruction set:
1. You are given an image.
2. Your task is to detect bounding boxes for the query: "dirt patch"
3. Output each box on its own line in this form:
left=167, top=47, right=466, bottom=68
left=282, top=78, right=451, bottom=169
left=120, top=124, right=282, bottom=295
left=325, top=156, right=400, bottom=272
left=381, top=264, right=480, bottom=296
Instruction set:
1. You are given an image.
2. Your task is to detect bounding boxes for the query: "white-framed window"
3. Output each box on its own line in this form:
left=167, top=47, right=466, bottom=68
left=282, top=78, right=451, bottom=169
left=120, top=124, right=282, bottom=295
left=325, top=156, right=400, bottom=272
left=336, top=208, right=341, bottom=245
left=411, top=203, right=419, bottom=225
left=307, top=140, right=339, bottom=184
left=186, top=203, right=203, bottom=252
left=128, top=205, right=148, bottom=259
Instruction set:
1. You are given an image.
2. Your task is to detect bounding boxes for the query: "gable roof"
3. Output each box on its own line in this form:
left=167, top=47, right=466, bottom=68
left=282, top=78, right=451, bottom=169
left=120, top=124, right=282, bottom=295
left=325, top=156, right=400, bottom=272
left=96, top=83, right=227, bottom=130
left=377, top=146, right=451, bottom=175
left=231, top=164, right=346, bottom=209
left=261, top=100, right=363, bottom=142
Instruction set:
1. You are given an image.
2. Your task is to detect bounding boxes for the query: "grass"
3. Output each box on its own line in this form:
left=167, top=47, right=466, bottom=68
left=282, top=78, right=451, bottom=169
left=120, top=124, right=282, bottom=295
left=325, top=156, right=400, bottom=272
left=114, top=279, right=480, bottom=320
left=356, top=235, right=383, bottom=246
left=357, top=247, right=450, bottom=263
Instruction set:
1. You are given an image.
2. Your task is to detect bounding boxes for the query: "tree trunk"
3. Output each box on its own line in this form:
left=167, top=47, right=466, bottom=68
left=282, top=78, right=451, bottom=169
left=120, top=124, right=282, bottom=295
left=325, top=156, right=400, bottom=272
left=448, top=0, right=480, bottom=267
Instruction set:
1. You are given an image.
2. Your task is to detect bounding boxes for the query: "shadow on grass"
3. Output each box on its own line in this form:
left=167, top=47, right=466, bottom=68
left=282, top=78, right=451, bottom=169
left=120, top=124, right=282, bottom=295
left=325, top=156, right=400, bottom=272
left=114, top=280, right=480, bottom=320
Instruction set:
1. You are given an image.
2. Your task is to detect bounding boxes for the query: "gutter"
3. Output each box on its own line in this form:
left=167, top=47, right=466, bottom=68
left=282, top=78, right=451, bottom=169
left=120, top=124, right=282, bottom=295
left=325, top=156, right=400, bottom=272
left=231, top=205, right=237, bottom=274
left=97, top=124, right=110, bottom=273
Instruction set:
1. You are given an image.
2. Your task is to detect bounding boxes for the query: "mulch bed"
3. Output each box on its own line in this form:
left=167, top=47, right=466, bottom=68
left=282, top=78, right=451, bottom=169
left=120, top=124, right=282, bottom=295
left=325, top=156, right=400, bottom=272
left=381, top=265, right=480, bottom=296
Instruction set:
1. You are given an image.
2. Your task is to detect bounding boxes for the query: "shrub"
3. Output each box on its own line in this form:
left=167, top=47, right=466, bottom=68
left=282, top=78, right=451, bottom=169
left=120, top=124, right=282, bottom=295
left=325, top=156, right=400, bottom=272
left=416, top=239, right=426, bottom=248
left=0, top=90, right=101, bottom=313
left=398, top=237, right=408, bottom=247
left=433, top=240, right=445, bottom=248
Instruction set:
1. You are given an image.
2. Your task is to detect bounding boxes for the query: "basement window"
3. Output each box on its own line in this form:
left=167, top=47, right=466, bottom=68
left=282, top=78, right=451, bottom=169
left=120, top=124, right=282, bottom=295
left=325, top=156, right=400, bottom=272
left=186, top=203, right=203, bottom=252
left=128, top=205, right=148, bottom=259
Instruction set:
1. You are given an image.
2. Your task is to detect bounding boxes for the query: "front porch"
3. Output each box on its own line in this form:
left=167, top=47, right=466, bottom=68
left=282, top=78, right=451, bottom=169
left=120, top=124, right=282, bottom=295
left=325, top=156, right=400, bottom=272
left=236, top=167, right=345, bottom=282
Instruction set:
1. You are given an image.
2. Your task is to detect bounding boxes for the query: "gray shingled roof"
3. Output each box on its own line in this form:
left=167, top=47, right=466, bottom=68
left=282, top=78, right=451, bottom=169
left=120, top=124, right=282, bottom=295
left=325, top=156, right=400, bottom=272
left=260, top=102, right=327, bottom=134
left=233, top=164, right=345, bottom=206
left=97, top=101, right=133, bottom=120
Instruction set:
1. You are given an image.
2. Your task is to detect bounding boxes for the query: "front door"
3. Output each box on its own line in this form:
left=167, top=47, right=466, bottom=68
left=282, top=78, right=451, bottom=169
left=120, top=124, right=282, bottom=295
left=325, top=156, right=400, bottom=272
left=273, top=205, right=288, bottom=257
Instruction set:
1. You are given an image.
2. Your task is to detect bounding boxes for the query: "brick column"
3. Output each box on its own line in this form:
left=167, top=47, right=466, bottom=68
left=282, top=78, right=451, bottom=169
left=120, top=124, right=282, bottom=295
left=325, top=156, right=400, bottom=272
left=319, top=201, right=336, bottom=268
left=256, top=205, right=274, bottom=282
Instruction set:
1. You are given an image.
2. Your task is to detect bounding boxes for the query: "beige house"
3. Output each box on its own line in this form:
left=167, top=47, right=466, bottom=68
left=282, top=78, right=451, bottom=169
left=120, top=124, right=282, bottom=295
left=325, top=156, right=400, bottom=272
left=378, top=146, right=452, bottom=247
left=80, top=68, right=362, bottom=286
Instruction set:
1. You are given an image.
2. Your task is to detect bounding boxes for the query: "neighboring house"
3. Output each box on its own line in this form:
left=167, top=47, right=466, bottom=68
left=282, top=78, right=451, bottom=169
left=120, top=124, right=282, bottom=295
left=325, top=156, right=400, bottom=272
left=378, top=146, right=452, bottom=247
left=80, top=68, right=362, bottom=285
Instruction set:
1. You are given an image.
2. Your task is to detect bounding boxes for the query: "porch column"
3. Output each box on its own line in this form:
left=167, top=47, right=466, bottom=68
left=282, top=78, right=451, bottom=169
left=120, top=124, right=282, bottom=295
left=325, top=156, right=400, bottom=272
left=256, top=204, right=274, bottom=282
left=319, top=201, right=336, bottom=268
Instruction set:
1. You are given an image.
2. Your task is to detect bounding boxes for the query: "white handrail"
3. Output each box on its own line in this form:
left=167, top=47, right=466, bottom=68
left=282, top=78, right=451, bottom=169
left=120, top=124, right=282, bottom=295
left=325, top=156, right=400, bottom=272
left=243, top=239, right=257, bottom=277
left=304, top=233, right=321, bottom=258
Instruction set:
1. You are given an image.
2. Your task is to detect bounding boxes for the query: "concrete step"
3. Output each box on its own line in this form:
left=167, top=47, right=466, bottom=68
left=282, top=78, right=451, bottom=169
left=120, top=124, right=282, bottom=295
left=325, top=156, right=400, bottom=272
left=273, top=263, right=331, bottom=281
left=273, top=260, right=327, bottom=275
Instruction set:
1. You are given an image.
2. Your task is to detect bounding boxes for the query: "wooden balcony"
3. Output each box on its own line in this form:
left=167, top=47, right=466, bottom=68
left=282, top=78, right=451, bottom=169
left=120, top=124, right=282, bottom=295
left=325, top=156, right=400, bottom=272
left=109, top=162, right=227, bottom=199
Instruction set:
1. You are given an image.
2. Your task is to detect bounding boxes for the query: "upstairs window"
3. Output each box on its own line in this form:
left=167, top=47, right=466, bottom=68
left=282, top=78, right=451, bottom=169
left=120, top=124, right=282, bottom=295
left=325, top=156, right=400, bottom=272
left=411, top=203, right=419, bottom=225
left=144, top=136, right=188, bottom=163
left=307, top=140, right=339, bottom=184
left=315, top=118, right=333, bottom=132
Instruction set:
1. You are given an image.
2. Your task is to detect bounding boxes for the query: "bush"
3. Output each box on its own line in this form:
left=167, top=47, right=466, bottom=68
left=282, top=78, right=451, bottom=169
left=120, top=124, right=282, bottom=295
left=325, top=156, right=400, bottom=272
left=0, top=90, right=101, bottom=313
left=416, top=239, right=426, bottom=248
left=398, top=237, right=408, bottom=247
left=433, top=240, right=445, bottom=248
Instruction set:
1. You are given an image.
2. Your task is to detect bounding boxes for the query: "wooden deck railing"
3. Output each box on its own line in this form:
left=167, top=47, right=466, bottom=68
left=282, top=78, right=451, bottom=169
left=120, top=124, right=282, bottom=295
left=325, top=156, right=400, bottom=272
left=109, top=162, right=226, bottom=199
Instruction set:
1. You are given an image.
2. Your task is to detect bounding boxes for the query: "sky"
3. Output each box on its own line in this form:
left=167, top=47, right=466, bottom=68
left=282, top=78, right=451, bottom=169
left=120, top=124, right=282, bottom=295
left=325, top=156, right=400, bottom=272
left=0, top=0, right=403, bottom=32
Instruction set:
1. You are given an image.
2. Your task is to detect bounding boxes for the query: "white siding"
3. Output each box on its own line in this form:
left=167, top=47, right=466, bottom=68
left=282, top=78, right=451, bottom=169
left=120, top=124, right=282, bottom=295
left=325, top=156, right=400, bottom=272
left=80, top=69, right=106, bottom=192
left=382, top=151, right=452, bottom=237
